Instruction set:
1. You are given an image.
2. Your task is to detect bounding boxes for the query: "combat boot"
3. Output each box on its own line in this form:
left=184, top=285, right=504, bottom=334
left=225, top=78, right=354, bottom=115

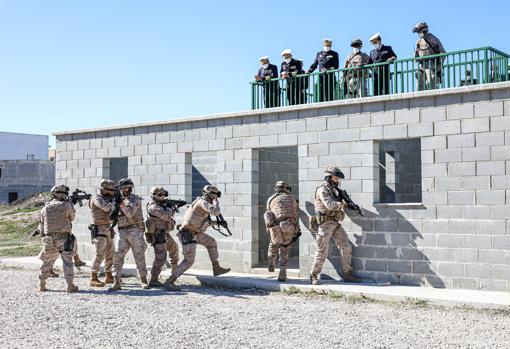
left=342, top=271, right=362, bottom=283
left=163, top=276, right=181, bottom=291
left=149, top=274, right=165, bottom=288
left=108, top=279, right=122, bottom=292
left=104, top=272, right=114, bottom=284
left=277, top=268, right=287, bottom=282
left=89, top=272, right=105, bottom=287
left=49, top=268, right=59, bottom=278
left=212, top=261, right=231, bottom=276
left=310, top=274, right=319, bottom=285
left=268, top=257, right=275, bottom=272
left=39, top=279, right=47, bottom=292
left=74, top=256, right=86, bottom=267
left=140, top=276, right=150, bottom=289
left=66, top=283, right=79, bottom=293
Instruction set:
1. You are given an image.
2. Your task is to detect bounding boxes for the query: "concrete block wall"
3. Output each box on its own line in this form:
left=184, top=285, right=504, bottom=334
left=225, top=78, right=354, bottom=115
left=0, top=160, right=55, bottom=203
left=54, top=82, right=510, bottom=291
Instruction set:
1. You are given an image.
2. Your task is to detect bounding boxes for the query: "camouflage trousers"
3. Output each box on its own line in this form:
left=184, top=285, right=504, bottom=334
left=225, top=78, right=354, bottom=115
left=151, top=232, right=179, bottom=279
left=39, top=235, right=74, bottom=283
left=417, top=63, right=441, bottom=91
left=113, top=227, right=147, bottom=280
left=172, top=232, right=218, bottom=279
left=91, top=227, right=115, bottom=273
left=310, top=221, right=352, bottom=276
left=267, top=224, right=296, bottom=268
left=347, top=77, right=368, bottom=98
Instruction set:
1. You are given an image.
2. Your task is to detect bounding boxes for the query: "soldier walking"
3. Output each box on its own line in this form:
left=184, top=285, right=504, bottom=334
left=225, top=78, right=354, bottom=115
left=38, top=185, right=79, bottom=293
left=310, top=167, right=361, bottom=285
left=264, top=181, right=299, bottom=282
left=109, top=178, right=150, bottom=291
left=163, top=185, right=230, bottom=291
left=88, top=179, right=117, bottom=287
left=145, top=186, right=180, bottom=288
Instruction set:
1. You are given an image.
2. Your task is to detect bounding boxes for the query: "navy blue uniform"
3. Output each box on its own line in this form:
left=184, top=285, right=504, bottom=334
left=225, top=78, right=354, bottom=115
left=281, top=59, right=307, bottom=105
left=369, top=44, right=397, bottom=96
left=257, top=64, right=280, bottom=108
left=307, top=50, right=339, bottom=102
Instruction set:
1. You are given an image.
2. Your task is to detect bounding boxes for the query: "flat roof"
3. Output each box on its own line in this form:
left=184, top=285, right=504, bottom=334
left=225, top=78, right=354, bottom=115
left=52, top=81, right=510, bottom=136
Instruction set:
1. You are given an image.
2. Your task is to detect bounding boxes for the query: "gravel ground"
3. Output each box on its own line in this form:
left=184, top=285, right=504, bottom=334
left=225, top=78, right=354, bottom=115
left=1, top=267, right=509, bottom=349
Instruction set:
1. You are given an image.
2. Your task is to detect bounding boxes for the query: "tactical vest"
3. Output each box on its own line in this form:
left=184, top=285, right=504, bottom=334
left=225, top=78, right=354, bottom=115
left=147, top=202, right=174, bottom=232
left=44, top=199, right=72, bottom=233
left=416, top=38, right=434, bottom=57
left=118, top=195, right=144, bottom=228
left=182, top=198, right=210, bottom=233
left=314, top=184, right=335, bottom=216
left=268, top=193, right=298, bottom=221
left=89, top=194, right=111, bottom=225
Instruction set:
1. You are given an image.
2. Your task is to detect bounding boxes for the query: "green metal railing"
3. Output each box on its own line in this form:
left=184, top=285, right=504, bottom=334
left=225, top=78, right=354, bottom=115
left=250, top=47, right=510, bottom=110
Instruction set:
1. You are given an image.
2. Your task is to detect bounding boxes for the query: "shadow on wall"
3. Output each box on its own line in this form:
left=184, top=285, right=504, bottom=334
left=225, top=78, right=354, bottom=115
left=192, top=166, right=211, bottom=200
left=303, top=201, right=445, bottom=288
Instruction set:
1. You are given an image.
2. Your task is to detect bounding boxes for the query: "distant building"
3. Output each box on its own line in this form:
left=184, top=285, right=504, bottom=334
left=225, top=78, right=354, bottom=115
left=0, top=132, right=55, bottom=203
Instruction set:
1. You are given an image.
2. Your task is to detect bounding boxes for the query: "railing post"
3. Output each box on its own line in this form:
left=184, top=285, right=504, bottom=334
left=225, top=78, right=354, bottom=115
left=483, top=48, right=489, bottom=84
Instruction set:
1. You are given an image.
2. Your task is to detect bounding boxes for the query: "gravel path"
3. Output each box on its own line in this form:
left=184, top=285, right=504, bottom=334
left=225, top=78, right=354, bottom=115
left=1, top=267, right=509, bottom=349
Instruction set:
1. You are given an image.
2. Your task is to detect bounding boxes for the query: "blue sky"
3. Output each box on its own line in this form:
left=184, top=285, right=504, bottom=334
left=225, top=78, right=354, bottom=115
left=1, top=0, right=509, bottom=147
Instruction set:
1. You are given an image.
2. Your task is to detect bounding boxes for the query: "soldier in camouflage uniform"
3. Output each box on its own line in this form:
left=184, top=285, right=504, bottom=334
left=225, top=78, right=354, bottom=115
left=163, top=185, right=230, bottom=291
left=145, top=186, right=180, bottom=288
left=264, top=181, right=299, bottom=282
left=343, top=39, right=372, bottom=98
left=310, top=166, right=361, bottom=285
left=38, top=185, right=79, bottom=293
left=88, top=179, right=117, bottom=287
left=413, top=22, right=445, bottom=91
left=109, top=178, right=149, bottom=291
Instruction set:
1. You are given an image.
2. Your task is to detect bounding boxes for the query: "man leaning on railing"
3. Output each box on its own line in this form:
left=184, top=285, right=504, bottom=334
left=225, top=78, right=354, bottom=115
left=413, top=22, right=445, bottom=91
left=255, top=56, right=280, bottom=108
left=369, top=33, right=397, bottom=96
left=343, top=39, right=372, bottom=99
left=280, top=49, right=307, bottom=106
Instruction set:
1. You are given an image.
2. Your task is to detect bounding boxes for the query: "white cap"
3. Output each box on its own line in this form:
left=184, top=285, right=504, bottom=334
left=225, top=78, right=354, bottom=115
left=259, top=56, right=269, bottom=62
left=369, top=32, right=381, bottom=42
left=281, top=49, right=292, bottom=56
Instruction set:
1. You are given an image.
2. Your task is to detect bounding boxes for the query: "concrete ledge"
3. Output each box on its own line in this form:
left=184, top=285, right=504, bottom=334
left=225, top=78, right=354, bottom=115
left=52, top=81, right=510, bottom=136
left=3, top=256, right=509, bottom=310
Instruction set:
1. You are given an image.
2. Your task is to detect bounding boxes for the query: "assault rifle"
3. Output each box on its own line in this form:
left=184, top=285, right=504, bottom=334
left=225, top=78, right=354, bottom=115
left=333, top=188, right=364, bottom=216
left=109, top=188, right=122, bottom=229
left=70, top=189, right=91, bottom=207
left=162, top=198, right=187, bottom=211
left=211, top=214, right=232, bottom=237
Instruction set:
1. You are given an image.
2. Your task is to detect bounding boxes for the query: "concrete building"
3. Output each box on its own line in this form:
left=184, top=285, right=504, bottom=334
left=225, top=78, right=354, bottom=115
left=53, top=82, right=510, bottom=292
left=0, top=132, right=55, bottom=203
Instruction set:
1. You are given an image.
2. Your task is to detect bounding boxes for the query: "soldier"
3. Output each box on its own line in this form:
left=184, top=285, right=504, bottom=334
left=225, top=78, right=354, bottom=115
left=255, top=56, right=280, bottom=108
left=307, top=38, right=339, bottom=102
left=38, top=185, right=79, bottom=293
left=264, top=181, right=299, bottom=282
left=310, top=166, right=361, bottom=285
left=146, top=186, right=180, bottom=288
left=163, top=185, right=230, bottom=291
left=413, top=22, right=445, bottom=91
left=108, top=178, right=149, bottom=291
left=369, top=33, right=397, bottom=96
left=280, top=49, right=307, bottom=105
left=343, top=39, right=372, bottom=98
left=88, top=179, right=117, bottom=287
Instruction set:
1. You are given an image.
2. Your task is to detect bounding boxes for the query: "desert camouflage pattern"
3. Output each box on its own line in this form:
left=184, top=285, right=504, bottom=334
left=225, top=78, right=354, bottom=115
left=181, top=197, right=220, bottom=233
left=310, top=183, right=352, bottom=276
left=344, top=51, right=371, bottom=97
left=112, top=226, right=148, bottom=280
left=89, top=193, right=115, bottom=273
left=38, top=199, right=75, bottom=283
left=117, top=194, right=144, bottom=230
left=91, top=229, right=115, bottom=274
left=415, top=32, right=445, bottom=58
left=415, top=33, right=445, bottom=90
left=266, top=192, right=299, bottom=268
left=147, top=202, right=179, bottom=278
left=171, top=231, right=219, bottom=279
left=39, top=235, right=74, bottom=283
left=89, top=194, right=114, bottom=225
left=39, top=199, right=75, bottom=235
